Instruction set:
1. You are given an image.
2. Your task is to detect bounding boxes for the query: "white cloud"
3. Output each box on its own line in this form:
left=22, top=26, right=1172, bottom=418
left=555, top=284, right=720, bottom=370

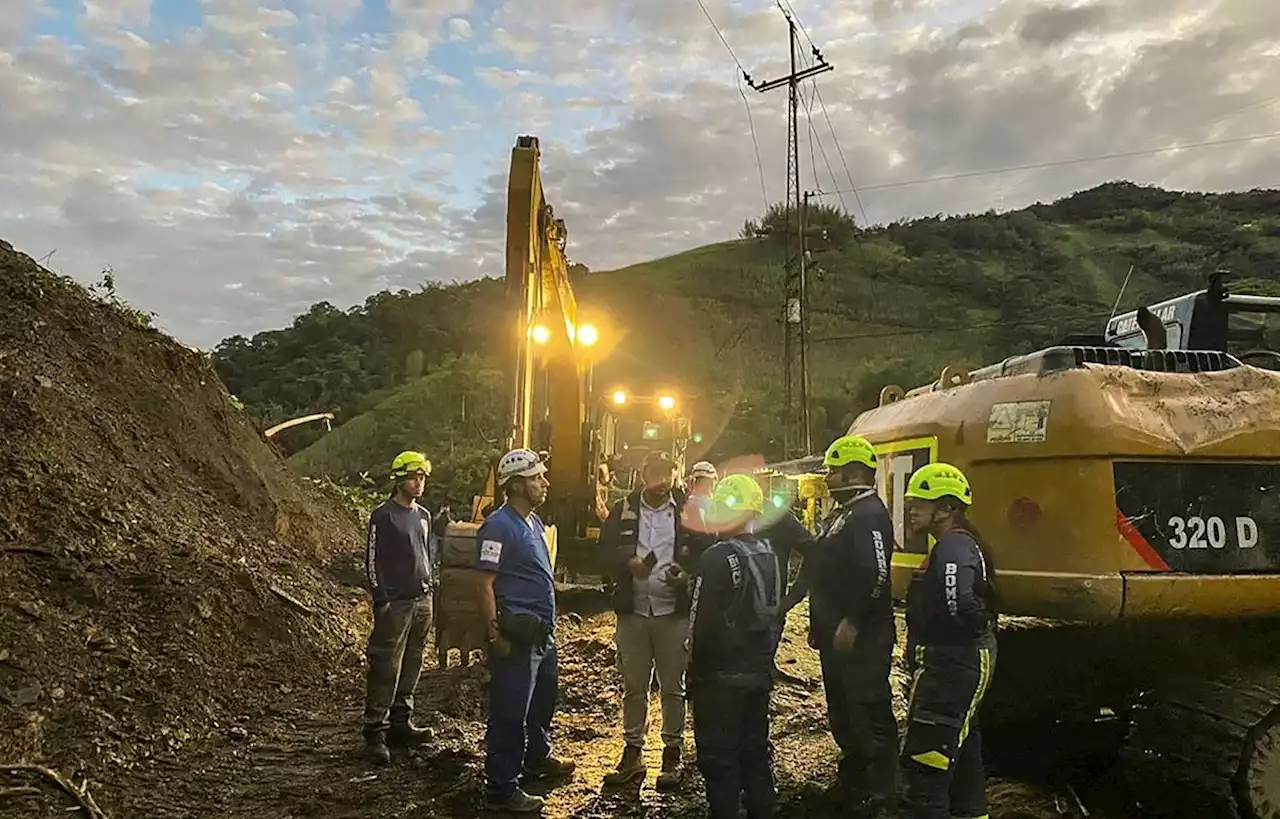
left=448, top=18, right=473, bottom=41
left=0, top=0, right=1276, bottom=350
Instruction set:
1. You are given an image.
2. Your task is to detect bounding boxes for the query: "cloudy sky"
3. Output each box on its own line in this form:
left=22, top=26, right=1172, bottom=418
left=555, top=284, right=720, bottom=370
left=2, top=0, right=1277, bottom=349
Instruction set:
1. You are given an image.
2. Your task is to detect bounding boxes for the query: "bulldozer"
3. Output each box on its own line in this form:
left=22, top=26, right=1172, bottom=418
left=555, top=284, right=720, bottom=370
left=845, top=270, right=1280, bottom=817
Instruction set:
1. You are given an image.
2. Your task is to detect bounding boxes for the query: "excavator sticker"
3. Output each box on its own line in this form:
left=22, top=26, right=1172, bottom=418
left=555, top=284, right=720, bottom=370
left=872, top=436, right=938, bottom=569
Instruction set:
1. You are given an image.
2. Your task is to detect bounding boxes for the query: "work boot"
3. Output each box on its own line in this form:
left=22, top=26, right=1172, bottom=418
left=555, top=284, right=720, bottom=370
left=523, top=755, right=577, bottom=782
left=601, top=745, right=646, bottom=787
left=483, top=787, right=545, bottom=813
left=654, top=746, right=683, bottom=791
left=361, top=730, right=391, bottom=765
left=387, top=721, right=434, bottom=747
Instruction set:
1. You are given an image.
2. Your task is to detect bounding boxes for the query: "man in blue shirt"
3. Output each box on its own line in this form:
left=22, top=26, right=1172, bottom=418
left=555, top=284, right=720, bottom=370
left=361, top=450, right=437, bottom=765
left=475, top=448, right=575, bottom=813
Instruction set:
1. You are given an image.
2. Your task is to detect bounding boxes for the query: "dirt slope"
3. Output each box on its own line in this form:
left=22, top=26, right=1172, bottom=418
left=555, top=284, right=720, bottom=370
left=0, top=240, right=367, bottom=812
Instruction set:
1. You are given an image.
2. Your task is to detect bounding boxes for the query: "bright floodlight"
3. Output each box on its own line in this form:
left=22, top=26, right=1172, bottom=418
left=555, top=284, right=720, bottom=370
left=612, top=390, right=628, bottom=405
left=578, top=323, right=599, bottom=347
left=531, top=324, right=551, bottom=344
left=658, top=394, right=676, bottom=411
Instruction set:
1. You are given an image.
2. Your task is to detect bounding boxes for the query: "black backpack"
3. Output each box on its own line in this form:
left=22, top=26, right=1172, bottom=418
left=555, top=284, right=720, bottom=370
left=721, top=536, right=781, bottom=633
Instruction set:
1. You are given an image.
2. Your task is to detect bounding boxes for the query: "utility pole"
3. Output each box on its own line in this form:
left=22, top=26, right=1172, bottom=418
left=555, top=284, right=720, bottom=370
left=747, top=6, right=831, bottom=458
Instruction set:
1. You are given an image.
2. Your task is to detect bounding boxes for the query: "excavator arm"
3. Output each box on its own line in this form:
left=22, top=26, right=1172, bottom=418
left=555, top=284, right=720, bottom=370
left=470, top=136, right=592, bottom=547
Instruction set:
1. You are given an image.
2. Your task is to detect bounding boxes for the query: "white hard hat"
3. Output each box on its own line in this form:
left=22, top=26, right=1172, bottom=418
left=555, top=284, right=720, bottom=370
left=689, top=460, right=717, bottom=480
left=498, top=448, right=547, bottom=485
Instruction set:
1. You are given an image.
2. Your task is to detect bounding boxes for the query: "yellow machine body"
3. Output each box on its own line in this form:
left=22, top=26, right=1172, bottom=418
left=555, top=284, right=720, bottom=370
left=848, top=354, right=1280, bottom=623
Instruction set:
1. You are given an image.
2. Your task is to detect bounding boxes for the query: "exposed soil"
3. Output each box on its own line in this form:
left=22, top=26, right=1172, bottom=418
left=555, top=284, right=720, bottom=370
left=0, top=238, right=1103, bottom=818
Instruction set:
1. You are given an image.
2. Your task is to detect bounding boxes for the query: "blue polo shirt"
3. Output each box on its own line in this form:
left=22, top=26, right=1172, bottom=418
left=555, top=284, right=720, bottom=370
left=476, top=504, right=556, bottom=626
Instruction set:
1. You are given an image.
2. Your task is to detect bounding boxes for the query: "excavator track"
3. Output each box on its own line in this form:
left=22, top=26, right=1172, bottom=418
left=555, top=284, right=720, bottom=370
left=982, top=618, right=1280, bottom=819
left=1121, top=669, right=1280, bottom=819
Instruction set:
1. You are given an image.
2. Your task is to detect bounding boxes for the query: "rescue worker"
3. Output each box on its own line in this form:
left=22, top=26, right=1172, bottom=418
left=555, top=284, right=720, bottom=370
left=686, top=473, right=784, bottom=819
left=900, top=463, right=998, bottom=819
left=808, top=434, right=897, bottom=816
left=600, top=450, right=694, bottom=790
left=681, top=460, right=720, bottom=560
left=475, top=448, right=576, bottom=813
left=361, top=450, right=437, bottom=765
left=685, top=460, right=718, bottom=508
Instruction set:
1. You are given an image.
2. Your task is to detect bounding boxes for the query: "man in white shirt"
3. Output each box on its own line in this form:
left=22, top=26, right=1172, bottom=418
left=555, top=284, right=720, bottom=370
left=599, top=451, right=694, bottom=791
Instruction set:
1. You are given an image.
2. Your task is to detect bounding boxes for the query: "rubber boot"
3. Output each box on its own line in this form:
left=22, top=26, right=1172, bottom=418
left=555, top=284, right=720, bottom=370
left=602, top=745, right=646, bottom=787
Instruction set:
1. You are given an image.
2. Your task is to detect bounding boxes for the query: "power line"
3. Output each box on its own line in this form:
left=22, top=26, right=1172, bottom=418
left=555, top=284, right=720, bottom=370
left=814, top=311, right=1116, bottom=343
left=694, top=0, right=770, bottom=212
left=811, top=131, right=1280, bottom=199
left=738, top=71, right=770, bottom=211
left=694, top=0, right=746, bottom=74
left=800, top=82, right=847, bottom=212
left=811, top=85, right=869, bottom=224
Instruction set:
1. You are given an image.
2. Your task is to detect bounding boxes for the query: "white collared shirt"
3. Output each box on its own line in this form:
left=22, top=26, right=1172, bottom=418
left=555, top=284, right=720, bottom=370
left=633, top=493, right=678, bottom=617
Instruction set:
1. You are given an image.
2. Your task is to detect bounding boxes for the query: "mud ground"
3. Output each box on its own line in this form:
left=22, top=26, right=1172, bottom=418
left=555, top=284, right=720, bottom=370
left=3, top=602, right=1094, bottom=819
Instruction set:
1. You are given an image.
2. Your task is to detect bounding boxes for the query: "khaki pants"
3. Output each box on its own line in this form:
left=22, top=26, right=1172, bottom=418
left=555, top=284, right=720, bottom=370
left=614, top=613, right=689, bottom=750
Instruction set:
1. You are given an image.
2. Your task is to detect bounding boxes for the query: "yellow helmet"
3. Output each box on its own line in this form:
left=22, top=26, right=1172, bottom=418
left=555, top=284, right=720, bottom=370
left=711, top=473, right=765, bottom=514
left=904, top=462, right=972, bottom=506
left=823, top=435, right=877, bottom=470
left=390, top=450, right=432, bottom=479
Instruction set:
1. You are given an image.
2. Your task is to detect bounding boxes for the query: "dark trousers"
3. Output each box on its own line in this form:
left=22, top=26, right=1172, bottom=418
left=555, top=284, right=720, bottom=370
left=900, top=642, right=996, bottom=819
left=362, top=596, right=432, bottom=735
left=485, top=640, right=558, bottom=798
left=691, top=681, right=775, bottom=819
left=820, top=636, right=898, bottom=808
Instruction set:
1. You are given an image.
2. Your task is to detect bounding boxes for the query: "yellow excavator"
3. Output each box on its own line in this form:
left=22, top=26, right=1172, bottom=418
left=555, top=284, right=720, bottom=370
left=847, top=271, right=1280, bottom=818
left=434, top=136, right=689, bottom=663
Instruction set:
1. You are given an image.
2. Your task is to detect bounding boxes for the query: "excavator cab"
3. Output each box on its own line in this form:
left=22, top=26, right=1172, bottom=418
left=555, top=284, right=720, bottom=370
left=1104, top=270, right=1280, bottom=368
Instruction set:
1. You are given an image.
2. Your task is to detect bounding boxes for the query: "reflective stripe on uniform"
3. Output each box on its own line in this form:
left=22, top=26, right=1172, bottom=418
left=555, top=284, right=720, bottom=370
left=909, top=750, right=951, bottom=770
left=958, top=646, right=993, bottom=748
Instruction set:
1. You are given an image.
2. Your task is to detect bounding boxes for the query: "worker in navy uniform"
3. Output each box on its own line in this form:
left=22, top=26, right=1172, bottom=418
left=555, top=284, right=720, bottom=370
left=900, top=463, right=998, bottom=819
left=474, top=448, right=576, bottom=813
left=686, top=473, right=784, bottom=819
left=808, top=434, right=898, bottom=816
left=360, top=450, right=437, bottom=765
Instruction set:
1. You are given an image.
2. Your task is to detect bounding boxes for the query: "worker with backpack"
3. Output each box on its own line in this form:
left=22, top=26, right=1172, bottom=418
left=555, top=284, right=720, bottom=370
left=685, top=473, right=784, bottom=819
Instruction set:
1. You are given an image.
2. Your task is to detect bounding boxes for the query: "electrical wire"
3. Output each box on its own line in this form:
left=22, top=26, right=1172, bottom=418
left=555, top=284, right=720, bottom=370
left=813, top=311, right=1116, bottom=342
left=810, top=131, right=1280, bottom=198
left=811, top=84, right=869, bottom=224
left=738, top=71, right=771, bottom=211
left=697, top=0, right=770, bottom=213
left=795, top=53, right=847, bottom=212
left=695, top=0, right=747, bottom=74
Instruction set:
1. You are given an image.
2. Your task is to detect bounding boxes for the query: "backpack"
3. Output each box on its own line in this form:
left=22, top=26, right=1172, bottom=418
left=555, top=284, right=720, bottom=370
left=721, top=536, right=781, bottom=633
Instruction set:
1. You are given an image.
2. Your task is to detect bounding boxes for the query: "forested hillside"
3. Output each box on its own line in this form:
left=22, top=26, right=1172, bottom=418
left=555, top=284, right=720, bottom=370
left=212, top=181, right=1280, bottom=498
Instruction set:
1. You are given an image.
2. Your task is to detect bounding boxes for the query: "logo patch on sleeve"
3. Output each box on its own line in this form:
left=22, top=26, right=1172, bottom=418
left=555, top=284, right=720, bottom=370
left=479, top=539, right=503, bottom=564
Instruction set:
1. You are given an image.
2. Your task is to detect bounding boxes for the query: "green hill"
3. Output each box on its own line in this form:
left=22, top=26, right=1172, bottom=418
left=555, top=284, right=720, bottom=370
left=214, top=181, right=1280, bottom=485
left=285, top=356, right=505, bottom=509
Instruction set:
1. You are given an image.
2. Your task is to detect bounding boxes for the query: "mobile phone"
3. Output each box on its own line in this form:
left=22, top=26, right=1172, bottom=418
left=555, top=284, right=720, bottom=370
left=643, top=551, right=658, bottom=568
